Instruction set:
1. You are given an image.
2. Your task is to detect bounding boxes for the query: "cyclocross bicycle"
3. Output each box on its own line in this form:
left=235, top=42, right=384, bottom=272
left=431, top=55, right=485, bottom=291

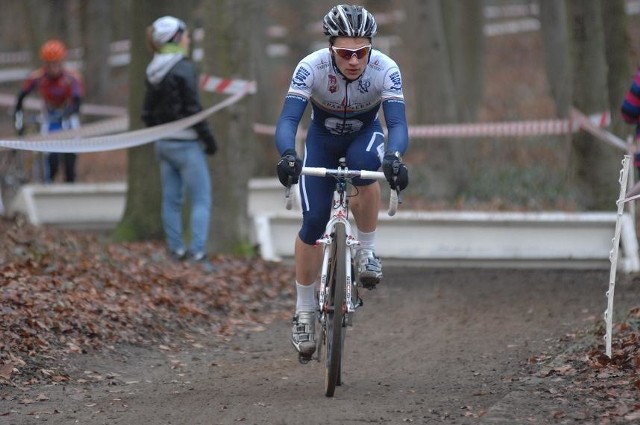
left=285, top=157, right=399, bottom=397
left=0, top=110, right=74, bottom=213
left=0, top=110, right=42, bottom=214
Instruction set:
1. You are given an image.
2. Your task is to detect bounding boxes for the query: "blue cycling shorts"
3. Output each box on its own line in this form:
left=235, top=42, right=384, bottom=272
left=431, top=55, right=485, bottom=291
left=297, top=121, right=385, bottom=245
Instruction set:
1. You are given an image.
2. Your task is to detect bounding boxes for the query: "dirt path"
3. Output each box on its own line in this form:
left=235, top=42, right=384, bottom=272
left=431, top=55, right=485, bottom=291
left=2, top=267, right=638, bottom=424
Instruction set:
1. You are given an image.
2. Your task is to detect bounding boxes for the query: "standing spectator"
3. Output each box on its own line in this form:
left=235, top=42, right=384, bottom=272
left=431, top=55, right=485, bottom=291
left=14, top=39, right=84, bottom=183
left=622, top=66, right=640, bottom=174
left=141, top=16, right=218, bottom=263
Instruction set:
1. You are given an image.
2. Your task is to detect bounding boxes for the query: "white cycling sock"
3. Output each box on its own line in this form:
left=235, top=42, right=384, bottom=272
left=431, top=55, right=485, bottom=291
left=357, top=229, right=376, bottom=251
left=296, top=281, right=316, bottom=313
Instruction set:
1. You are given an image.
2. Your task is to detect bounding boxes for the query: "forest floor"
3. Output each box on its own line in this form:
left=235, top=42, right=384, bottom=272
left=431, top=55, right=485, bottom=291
left=1, top=220, right=640, bottom=424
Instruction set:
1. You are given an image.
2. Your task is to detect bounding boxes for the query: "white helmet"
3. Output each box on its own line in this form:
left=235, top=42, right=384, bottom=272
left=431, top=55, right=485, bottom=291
left=152, top=16, right=186, bottom=45
left=323, top=5, right=377, bottom=38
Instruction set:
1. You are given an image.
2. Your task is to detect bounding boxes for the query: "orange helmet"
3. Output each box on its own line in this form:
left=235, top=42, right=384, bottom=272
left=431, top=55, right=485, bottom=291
left=40, top=39, right=67, bottom=62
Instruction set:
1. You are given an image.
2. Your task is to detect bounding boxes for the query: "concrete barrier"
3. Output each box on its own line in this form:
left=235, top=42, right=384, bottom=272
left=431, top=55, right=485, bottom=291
left=252, top=209, right=640, bottom=272
left=249, top=178, right=640, bottom=272
left=9, top=182, right=126, bottom=229
left=6, top=179, right=640, bottom=272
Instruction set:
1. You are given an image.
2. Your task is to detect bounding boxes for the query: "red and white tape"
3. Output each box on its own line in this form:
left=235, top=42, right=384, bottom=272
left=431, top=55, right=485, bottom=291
left=199, top=74, right=256, bottom=95
left=254, top=111, right=613, bottom=140
left=409, top=111, right=611, bottom=138
left=408, top=119, right=571, bottom=138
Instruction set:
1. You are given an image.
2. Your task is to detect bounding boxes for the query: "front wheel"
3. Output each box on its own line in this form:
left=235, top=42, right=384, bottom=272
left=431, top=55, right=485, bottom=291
left=324, top=222, right=347, bottom=397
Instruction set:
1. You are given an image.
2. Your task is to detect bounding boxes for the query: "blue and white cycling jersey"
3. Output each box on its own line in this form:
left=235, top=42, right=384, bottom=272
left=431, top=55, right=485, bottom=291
left=275, top=47, right=409, bottom=245
left=275, top=47, right=409, bottom=156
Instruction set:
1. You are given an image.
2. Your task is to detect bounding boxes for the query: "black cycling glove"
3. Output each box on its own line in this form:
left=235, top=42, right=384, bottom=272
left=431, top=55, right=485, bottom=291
left=382, top=151, right=409, bottom=191
left=203, top=135, right=217, bottom=156
left=276, top=149, right=302, bottom=186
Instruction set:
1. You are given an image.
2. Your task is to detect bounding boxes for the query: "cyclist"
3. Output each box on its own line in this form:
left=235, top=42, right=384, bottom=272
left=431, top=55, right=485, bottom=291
left=622, top=66, right=640, bottom=174
left=14, top=39, right=84, bottom=183
left=274, top=4, right=410, bottom=357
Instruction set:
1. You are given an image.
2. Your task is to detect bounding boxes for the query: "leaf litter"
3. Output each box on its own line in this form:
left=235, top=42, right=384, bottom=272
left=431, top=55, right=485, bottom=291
left=0, top=215, right=294, bottom=388
left=524, top=304, right=640, bottom=422
left=2, top=215, right=640, bottom=421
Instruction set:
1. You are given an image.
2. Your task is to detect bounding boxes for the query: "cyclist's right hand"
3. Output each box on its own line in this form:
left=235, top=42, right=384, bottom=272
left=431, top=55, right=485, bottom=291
left=13, top=109, right=24, bottom=135
left=382, top=151, right=409, bottom=191
left=276, top=149, right=302, bottom=187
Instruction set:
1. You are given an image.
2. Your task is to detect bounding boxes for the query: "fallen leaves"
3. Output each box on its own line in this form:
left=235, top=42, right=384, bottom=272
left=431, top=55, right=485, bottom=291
left=525, top=306, right=640, bottom=422
left=0, top=216, right=295, bottom=387
left=0, top=363, right=14, bottom=380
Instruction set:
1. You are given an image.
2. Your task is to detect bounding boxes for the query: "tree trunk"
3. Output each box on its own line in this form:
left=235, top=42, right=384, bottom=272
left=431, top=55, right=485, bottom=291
left=567, top=0, right=621, bottom=210
left=202, top=0, right=259, bottom=254
left=113, top=0, right=164, bottom=241
left=539, top=0, right=571, bottom=117
left=80, top=0, right=112, bottom=104
left=21, top=0, right=57, bottom=63
left=402, top=0, right=465, bottom=199
left=601, top=0, right=632, bottom=137
left=442, top=0, right=485, bottom=123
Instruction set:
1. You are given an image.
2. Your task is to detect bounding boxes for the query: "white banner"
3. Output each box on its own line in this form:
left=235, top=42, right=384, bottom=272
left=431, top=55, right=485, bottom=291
left=0, top=86, right=251, bottom=153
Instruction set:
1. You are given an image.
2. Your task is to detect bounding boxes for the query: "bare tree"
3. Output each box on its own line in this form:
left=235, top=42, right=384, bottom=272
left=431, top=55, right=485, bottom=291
left=113, top=0, right=165, bottom=241
left=20, top=0, right=68, bottom=64
left=80, top=0, right=112, bottom=103
left=539, top=0, right=571, bottom=117
left=401, top=0, right=471, bottom=199
left=442, top=0, right=485, bottom=122
left=567, top=0, right=621, bottom=210
left=601, top=0, right=633, bottom=137
left=201, top=0, right=261, bottom=254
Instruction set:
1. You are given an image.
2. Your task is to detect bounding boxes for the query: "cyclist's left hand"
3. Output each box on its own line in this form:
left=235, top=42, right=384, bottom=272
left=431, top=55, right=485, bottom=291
left=382, top=151, right=409, bottom=191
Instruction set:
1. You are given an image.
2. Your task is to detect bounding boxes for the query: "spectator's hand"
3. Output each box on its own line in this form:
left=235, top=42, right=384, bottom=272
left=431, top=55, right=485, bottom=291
left=13, top=109, right=24, bottom=135
left=204, top=136, right=217, bottom=156
left=276, top=149, right=302, bottom=187
left=382, top=151, right=409, bottom=191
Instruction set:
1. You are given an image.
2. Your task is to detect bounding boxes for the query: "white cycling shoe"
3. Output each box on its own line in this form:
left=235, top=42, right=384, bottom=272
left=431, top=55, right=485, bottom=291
left=355, top=248, right=382, bottom=289
left=291, top=311, right=316, bottom=358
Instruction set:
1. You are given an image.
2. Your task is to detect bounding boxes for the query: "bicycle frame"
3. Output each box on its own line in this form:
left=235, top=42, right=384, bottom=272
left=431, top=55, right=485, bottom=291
left=287, top=158, right=398, bottom=396
left=316, top=177, right=360, bottom=319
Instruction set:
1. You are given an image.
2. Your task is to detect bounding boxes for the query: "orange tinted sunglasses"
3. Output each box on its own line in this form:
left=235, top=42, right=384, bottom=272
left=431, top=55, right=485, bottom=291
left=331, top=44, right=372, bottom=60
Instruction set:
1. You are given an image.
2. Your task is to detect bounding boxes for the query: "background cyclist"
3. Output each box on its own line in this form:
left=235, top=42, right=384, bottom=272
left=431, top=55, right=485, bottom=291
left=14, top=39, right=84, bottom=183
left=274, top=4, right=410, bottom=358
left=622, top=65, right=640, bottom=174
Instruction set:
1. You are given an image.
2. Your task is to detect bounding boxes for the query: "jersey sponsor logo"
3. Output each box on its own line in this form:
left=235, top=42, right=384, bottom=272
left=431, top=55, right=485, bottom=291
left=358, top=78, right=371, bottom=94
left=328, top=74, right=337, bottom=93
left=384, top=98, right=405, bottom=105
left=324, top=117, right=364, bottom=135
left=369, top=59, right=383, bottom=72
left=388, top=71, right=402, bottom=91
left=316, top=57, right=330, bottom=71
left=292, top=67, right=311, bottom=89
left=286, top=94, right=308, bottom=103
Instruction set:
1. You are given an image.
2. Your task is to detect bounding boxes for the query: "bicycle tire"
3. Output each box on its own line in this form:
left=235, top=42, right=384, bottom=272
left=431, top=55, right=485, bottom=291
left=324, top=222, right=347, bottom=397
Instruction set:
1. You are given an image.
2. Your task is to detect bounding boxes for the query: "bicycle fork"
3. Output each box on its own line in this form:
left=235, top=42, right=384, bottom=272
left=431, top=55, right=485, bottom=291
left=317, top=221, right=363, bottom=327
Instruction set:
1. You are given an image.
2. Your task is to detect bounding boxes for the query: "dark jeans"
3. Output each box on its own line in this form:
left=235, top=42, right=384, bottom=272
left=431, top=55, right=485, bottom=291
left=47, top=152, right=77, bottom=183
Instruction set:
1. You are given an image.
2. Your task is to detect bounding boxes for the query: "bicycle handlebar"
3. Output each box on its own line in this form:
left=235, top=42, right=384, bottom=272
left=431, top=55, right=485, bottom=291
left=285, top=166, right=399, bottom=216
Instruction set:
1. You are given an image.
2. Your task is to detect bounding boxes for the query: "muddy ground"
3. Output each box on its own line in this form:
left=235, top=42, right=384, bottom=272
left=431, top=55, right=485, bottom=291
left=2, top=266, right=638, bottom=424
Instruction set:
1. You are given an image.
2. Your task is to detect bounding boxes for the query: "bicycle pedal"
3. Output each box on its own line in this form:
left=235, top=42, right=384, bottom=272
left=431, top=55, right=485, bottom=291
left=298, top=353, right=313, bottom=364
